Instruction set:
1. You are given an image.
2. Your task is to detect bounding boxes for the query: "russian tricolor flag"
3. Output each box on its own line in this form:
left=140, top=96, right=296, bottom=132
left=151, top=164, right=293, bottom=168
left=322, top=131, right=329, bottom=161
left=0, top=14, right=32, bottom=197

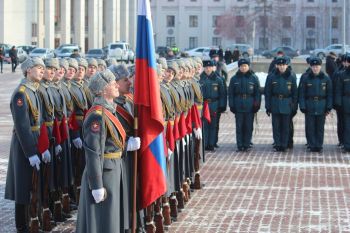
left=134, top=0, right=167, bottom=209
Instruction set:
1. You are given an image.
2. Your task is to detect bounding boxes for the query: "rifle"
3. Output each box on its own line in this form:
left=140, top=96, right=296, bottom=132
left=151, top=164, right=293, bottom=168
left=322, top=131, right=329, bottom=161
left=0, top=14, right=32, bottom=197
left=193, top=137, right=201, bottom=189
left=145, top=205, right=156, bottom=233
left=29, top=169, right=40, bottom=233
left=154, top=198, right=164, bottom=233
left=53, top=143, right=63, bottom=222
left=161, top=196, right=171, bottom=226
left=42, top=138, right=54, bottom=231
left=74, top=146, right=83, bottom=205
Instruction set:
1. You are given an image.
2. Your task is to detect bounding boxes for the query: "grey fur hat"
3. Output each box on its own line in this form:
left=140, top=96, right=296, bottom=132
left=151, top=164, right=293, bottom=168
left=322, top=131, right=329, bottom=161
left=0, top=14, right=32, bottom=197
left=21, top=57, right=45, bottom=75
left=108, top=64, right=130, bottom=80
left=87, top=58, right=98, bottom=68
left=96, top=59, right=107, bottom=68
left=77, top=58, right=88, bottom=69
left=44, top=58, right=60, bottom=70
left=157, top=57, right=168, bottom=70
left=193, top=56, right=203, bottom=66
left=105, top=58, right=118, bottom=67
left=67, top=58, right=79, bottom=71
left=59, top=59, right=69, bottom=71
left=167, top=61, right=179, bottom=75
left=88, top=70, right=116, bottom=96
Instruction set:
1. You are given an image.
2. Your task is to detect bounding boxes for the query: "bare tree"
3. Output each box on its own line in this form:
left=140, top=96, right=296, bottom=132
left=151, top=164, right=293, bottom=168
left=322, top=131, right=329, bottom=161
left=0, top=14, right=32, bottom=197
left=215, top=0, right=288, bottom=50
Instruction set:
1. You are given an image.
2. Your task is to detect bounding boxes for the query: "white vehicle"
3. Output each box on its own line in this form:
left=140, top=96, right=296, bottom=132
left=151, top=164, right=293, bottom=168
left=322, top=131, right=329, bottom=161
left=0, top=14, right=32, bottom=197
left=29, top=48, right=55, bottom=59
left=103, top=42, right=133, bottom=63
left=310, top=44, right=350, bottom=59
left=186, top=46, right=217, bottom=59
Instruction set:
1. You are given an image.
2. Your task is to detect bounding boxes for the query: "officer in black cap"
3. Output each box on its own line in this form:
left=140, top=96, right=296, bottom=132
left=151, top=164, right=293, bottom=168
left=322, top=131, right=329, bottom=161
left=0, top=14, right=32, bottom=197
left=265, top=56, right=298, bottom=152
left=335, top=53, right=350, bottom=151
left=229, top=58, right=261, bottom=151
left=299, top=57, right=332, bottom=152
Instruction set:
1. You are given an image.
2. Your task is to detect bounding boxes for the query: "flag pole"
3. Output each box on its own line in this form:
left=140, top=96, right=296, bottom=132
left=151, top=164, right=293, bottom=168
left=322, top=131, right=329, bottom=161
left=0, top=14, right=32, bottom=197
left=132, top=105, right=138, bottom=233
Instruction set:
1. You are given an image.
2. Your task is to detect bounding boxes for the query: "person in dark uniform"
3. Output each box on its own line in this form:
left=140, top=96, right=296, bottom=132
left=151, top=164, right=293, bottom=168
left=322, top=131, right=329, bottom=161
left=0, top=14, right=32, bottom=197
left=332, top=54, right=348, bottom=147
left=325, top=51, right=337, bottom=78
left=9, top=46, right=18, bottom=72
left=268, top=50, right=285, bottom=74
left=229, top=58, right=261, bottom=151
left=4, top=57, right=46, bottom=233
left=76, top=70, right=140, bottom=233
left=232, top=47, right=240, bottom=62
left=265, top=56, right=298, bottom=152
left=0, top=47, right=4, bottom=73
left=199, top=60, right=226, bottom=151
left=224, top=48, right=232, bottom=64
left=334, top=54, right=350, bottom=152
left=299, top=57, right=332, bottom=152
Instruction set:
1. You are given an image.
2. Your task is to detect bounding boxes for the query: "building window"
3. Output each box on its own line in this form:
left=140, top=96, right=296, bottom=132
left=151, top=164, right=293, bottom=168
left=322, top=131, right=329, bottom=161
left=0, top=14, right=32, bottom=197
left=259, top=16, right=268, bottom=27
left=212, top=37, right=222, bottom=46
left=167, top=15, right=175, bottom=27
left=236, top=15, right=245, bottom=27
left=284, top=0, right=290, bottom=1
left=282, top=16, right=292, bottom=28
left=332, top=38, right=339, bottom=44
left=306, top=16, right=315, bottom=28
left=332, top=0, right=337, bottom=2
left=332, top=16, right=338, bottom=29
left=214, top=0, right=220, bottom=1
left=168, top=0, right=174, bottom=1
left=190, top=0, right=197, bottom=1
left=259, top=37, right=268, bottom=50
left=189, top=15, right=198, bottom=27
left=306, top=38, right=316, bottom=50
left=166, top=37, right=175, bottom=47
left=212, top=16, right=219, bottom=27
left=281, top=37, right=291, bottom=46
left=189, top=37, right=198, bottom=49
left=307, top=0, right=314, bottom=2
left=237, top=0, right=243, bottom=1
left=32, top=23, right=38, bottom=37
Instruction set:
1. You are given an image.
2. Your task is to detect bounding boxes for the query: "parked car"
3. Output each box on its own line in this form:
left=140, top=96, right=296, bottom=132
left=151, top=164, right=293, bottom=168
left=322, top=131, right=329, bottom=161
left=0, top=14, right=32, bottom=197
left=103, top=41, right=133, bottom=63
left=186, top=46, right=218, bottom=59
left=4, top=47, right=28, bottom=63
left=228, top=43, right=254, bottom=58
left=85, top=49, right=107, bottom=59
left=17, top=45, right=36, bottom=54
left=54, top=43, right=81, bottom=57
left=310, top=44, right=350, bottom=59
left=56, top=47, right=75, bottom=58
left=29, top=48, right=55, bottom=59
left=156, top=46, right=171, bottom=57
left=262, top=46, right=300, bottom=59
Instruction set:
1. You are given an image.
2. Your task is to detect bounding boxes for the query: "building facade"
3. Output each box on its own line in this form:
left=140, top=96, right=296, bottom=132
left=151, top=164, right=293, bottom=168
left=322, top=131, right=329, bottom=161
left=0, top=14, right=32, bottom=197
left=150, top=0, right=350, bottom=52
left=0, top=0, right=137, bottom=51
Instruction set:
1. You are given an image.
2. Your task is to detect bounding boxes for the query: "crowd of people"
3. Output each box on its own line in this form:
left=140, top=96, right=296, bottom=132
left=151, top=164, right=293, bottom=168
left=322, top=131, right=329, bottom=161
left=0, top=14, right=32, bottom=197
left=3, top=46, right=350, bottom=233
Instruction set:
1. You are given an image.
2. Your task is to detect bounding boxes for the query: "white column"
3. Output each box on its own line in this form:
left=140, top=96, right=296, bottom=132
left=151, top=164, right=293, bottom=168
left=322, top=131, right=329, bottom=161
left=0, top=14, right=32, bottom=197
left=44, top=0, right=55, bottom=49
left=116, top=0, right=121, bottom=41
left=120, top=0, right=129, bottom=42
left=74, top=0, right=85, bottom=52
left=61, top=0, right=71, bottom=44
left=37, top=0, right=45, bottom=47
left=105, top=0, right=117, bottom=44
left=178, top=4, right=184, bottom=49
left=128, top=0, right=137, bottom=48
left=88, top=0, right=98, bottom=49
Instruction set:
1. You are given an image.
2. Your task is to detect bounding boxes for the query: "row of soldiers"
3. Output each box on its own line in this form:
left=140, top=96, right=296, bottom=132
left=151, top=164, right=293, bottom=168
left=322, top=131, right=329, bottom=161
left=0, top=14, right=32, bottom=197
left=4, top=53, right=224, bottom=232
left=227, top=53, right=350, bottom=153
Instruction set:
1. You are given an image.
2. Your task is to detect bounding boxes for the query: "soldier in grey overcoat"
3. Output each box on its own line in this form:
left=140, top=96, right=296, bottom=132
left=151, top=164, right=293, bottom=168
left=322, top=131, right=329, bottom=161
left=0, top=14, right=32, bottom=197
left=76, top=70, right=140, bottom=233
left=4, top=58, right=46, bottom=233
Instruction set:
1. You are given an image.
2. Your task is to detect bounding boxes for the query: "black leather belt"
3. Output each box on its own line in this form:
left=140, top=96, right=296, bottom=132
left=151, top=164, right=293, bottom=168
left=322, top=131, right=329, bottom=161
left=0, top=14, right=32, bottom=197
left=236, top=94, right=252, bottom=99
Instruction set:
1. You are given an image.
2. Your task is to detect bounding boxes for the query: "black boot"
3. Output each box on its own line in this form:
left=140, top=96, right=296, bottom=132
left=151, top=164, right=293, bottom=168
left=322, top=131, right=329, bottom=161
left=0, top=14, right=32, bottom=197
left=15, top=203, right=29, bottom=233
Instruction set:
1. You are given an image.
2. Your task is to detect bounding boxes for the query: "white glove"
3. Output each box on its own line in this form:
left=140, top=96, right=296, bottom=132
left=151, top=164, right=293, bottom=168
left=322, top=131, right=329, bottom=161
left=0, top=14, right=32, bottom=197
left=55, top=145, right=62, bottom=155
left=167, top=148, right=173, bottom=161
left=194, top=128, right=202, bottom=140
left=41, top=149, right=51, bottom=163
left=29, top=155, right=41, bottom=170
left=127, top=137, right=141, bottom=151
left=72, top=137, right=83, bottom=149
left=182, top=138, right=186, bottom=146
left=92, top=188, right=106, bottom=203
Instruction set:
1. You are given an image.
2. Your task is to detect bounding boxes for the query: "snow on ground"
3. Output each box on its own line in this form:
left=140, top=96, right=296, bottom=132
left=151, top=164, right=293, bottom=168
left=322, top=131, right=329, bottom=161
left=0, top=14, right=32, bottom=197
left=255, top=72, right=302, bottom=87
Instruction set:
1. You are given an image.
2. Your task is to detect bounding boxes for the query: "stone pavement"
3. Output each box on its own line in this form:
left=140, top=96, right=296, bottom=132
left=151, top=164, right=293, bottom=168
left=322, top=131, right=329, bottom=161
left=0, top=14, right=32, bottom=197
left=1, top=65, right=350, bottom=232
